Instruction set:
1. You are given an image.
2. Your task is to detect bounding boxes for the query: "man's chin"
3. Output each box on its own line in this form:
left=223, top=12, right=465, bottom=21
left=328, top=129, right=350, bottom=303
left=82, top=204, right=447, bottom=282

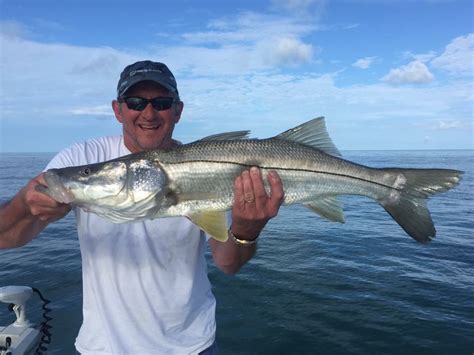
left=138, top=138, right=173, bottom=151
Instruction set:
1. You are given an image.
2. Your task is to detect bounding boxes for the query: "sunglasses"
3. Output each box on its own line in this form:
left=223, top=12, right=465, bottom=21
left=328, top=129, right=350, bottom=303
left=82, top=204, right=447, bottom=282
left=119, top=97, right=176, bottom=111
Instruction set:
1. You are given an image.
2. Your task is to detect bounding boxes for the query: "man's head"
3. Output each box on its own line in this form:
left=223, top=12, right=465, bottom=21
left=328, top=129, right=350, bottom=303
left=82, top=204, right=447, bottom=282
left=116, top=60, right=179, bottom=100
left=112, top=60, right=183, bottom=153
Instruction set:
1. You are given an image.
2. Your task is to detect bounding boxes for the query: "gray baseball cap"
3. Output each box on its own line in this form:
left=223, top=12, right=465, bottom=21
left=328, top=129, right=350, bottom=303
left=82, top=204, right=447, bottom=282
left=117, top=60, right=179, bottom=99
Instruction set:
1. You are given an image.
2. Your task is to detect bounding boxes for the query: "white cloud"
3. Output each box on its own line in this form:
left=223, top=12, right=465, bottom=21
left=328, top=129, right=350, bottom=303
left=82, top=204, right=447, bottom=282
left=430, top=33, right=474, bottom=76
left=0, top=20, right=30, bottom=39
left=1, top=15, right=472, bottom=151
left=0, top=33, right=137, bottom=123
left=70, top=105, right=112, bottom=116
left=342, top=23, right=360, bottom=30
left=382, top=60, right=434, bottom=84
left=432, top=120, right=473, bottom=130
left=3, top=26, right=471, bottom=143
left=175, top=11, right=319, bottom=70
left=70, top=52, right=122, bottom=76
left=265, top=37, right=314, bottom=66
left=403, top=50, right=437, bottom=63
left=270, top=0, right=327, bottom=19
left=182, top=12, right=316, bottom=45
left=352, top=56, right=377, bottom=69
left=32, top=18, right=66, bottom=32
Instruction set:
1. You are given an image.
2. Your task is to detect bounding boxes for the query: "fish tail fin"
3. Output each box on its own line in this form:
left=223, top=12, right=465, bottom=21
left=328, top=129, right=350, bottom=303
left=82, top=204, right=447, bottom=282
left=379, top=168, right=463, bottom=243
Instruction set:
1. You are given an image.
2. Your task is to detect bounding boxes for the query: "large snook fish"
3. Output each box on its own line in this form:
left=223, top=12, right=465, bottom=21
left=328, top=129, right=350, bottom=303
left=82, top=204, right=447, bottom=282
left=39, top=118, right=463, bottom=243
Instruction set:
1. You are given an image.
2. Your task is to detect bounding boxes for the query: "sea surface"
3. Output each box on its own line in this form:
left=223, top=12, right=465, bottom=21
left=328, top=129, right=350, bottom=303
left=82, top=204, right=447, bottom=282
left=0, top=150, right=473, bottom=355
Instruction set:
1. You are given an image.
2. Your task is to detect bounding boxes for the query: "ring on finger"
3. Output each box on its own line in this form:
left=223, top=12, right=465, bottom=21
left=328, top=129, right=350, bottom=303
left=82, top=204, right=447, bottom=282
left=244, top=196, right=255, bottom=203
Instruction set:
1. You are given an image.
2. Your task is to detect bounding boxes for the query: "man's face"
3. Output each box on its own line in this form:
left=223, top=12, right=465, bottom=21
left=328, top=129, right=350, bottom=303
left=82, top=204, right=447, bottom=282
left=112, top=81, right=183, bottom=153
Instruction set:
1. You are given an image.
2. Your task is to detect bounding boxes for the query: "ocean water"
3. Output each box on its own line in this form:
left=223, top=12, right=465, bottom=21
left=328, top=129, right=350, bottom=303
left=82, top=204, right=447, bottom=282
left=0, top=150, right=473, bottom=355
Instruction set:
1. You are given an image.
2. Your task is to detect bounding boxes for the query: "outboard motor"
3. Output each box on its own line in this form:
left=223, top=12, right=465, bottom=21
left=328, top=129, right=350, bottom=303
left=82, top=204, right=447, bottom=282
left=0, top=286, right=52, bottom=355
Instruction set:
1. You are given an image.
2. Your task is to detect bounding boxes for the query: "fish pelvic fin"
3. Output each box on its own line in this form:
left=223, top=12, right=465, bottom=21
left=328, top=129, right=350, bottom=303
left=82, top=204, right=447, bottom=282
left=188, top=210, right=229, bottom=242
left=274, top=117, right=341, bottom=157
left=304, top=196, right=345, bottom=223
left=380, top=168, right=463, bottom=243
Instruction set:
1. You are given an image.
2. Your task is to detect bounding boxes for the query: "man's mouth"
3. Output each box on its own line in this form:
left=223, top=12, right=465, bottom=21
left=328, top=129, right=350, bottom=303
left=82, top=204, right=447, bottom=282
left=138, top=124, right=159, bottom=130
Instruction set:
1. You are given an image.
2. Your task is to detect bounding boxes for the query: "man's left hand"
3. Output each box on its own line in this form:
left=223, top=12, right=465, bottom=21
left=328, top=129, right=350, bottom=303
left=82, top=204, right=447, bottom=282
left=230, top=167, right=284, bottom=240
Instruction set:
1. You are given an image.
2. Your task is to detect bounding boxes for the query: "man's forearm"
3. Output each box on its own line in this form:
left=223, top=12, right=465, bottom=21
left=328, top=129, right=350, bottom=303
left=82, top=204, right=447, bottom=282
left=1, top=175, right=72, bottom=249
left=0, top=198, right=47, bottom=249
left=0, top=215, right=47, bottom=248
left=209, top=233, right=257, bottom=275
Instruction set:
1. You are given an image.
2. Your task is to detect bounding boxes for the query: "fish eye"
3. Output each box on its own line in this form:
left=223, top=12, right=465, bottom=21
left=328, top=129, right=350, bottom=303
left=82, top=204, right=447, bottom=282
left=81, top=168, right=91, bottom=176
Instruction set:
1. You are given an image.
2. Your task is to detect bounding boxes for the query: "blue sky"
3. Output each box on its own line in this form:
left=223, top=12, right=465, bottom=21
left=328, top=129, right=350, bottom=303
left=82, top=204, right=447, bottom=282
left=0, top=0, right=473, bottom=152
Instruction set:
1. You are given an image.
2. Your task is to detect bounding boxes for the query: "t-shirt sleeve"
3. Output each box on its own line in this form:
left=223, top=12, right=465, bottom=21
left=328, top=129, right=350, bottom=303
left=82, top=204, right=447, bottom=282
left=44, top=136, right=125, bottom=172
left=44, top=142, right=86, bottom=171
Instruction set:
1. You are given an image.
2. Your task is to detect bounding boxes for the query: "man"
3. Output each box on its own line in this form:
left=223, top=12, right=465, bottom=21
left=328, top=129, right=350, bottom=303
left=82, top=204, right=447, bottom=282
left=0, top=60, right=284, bottom=354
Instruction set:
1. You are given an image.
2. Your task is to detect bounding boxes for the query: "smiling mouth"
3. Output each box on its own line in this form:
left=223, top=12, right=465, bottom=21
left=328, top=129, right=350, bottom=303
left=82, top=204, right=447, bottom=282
left=138, top=124, right=159, bottom=130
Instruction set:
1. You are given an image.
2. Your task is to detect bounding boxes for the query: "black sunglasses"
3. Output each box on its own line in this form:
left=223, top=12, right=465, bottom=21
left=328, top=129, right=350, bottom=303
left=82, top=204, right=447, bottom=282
left=119, top=97, right=176, bottom=111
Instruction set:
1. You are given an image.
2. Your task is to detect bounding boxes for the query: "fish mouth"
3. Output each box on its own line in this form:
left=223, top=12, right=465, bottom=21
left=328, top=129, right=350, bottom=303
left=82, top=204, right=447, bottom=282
left=43, top=170, right=75, bottom=204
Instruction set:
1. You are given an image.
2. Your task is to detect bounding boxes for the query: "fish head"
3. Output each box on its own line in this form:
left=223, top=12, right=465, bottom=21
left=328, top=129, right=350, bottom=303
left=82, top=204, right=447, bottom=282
left=126, top=159, right=169, bottom=203
left=43, top=160, right=129, bottom=205
left=42, top=157, right=171, bottom=221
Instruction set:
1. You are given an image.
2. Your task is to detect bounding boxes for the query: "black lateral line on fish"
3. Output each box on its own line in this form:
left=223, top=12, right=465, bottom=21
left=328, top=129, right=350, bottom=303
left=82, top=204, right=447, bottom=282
left=162, top=159, right=402, bottom=192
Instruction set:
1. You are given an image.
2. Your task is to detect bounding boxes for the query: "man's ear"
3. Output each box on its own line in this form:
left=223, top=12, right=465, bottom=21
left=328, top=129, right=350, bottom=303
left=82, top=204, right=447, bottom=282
left=174, top=101, right=184, bottom=124
left=112, top=100, right=123, bottom=123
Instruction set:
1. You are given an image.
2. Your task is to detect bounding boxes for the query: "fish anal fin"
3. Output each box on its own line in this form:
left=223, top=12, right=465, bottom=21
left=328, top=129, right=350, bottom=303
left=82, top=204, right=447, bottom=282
left=304, top=196, right=345, bottom=223
left=188, top=211, right=229, bottom=242
left=275, top=117, right=341, bottom=157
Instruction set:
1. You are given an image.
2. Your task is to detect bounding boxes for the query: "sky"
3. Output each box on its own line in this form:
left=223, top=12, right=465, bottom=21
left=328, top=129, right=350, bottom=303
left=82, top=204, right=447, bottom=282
left=0, top=0, right=473, bottom=152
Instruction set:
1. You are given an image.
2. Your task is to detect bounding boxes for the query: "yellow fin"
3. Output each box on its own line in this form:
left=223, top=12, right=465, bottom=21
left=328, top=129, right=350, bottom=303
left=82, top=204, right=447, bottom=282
left=304, top=196, right=345, bottom=223
left=188, top=211, right=229, bottom=242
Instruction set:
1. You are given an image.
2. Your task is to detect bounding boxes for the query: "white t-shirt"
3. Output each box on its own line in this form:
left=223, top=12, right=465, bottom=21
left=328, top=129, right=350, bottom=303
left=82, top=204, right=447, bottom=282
left=45, top=136, right=216, bottom=355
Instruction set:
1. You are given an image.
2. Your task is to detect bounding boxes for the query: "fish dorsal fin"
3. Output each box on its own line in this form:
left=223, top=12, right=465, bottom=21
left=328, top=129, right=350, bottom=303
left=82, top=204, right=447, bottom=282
left=275, top=117, right=341, bottom=157
left=197, top=130, right=251, bottom=142
left=187, top=210, right=229, bottom=242
left=304, top=196, right=345, bottom=223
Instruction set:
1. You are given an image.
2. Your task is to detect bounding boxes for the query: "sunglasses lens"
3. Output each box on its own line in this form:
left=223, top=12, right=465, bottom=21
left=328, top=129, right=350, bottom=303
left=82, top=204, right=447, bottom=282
left=151, top=98, right=174, bottom=111
left=124, top=98, right=147, bottom=111
left=123, top=97, right=174, bottom=111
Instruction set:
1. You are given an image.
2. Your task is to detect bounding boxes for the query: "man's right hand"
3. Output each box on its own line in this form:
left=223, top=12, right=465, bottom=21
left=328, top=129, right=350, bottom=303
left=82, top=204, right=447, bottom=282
left=22, top=174, right=71, bottom=223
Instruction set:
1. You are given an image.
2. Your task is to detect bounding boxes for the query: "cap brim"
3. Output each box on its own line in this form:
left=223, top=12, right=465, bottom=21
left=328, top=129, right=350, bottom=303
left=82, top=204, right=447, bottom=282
left=118, top=73, right=178, bottom=98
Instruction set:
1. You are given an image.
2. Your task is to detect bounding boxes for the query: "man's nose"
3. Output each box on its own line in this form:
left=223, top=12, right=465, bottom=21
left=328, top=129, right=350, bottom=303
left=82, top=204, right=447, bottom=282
left=141, top=102, right=158, bottom=119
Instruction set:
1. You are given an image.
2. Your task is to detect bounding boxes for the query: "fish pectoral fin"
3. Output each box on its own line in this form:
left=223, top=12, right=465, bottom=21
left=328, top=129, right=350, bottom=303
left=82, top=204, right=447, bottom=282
left=188, top=211, right=229, bottom=242
left=304, top=196, right=345, bottom=223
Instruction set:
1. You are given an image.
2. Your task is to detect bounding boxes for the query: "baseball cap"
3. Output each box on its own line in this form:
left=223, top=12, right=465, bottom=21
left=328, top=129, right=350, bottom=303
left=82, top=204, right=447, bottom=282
left=117, top=60, right=179, bottom=99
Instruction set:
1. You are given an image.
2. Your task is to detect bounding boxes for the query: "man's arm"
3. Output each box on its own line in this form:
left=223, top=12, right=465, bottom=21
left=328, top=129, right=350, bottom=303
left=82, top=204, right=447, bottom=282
left=209, top=167, right=284, bottom=274
left=0, top=174, right=71, bottom=249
